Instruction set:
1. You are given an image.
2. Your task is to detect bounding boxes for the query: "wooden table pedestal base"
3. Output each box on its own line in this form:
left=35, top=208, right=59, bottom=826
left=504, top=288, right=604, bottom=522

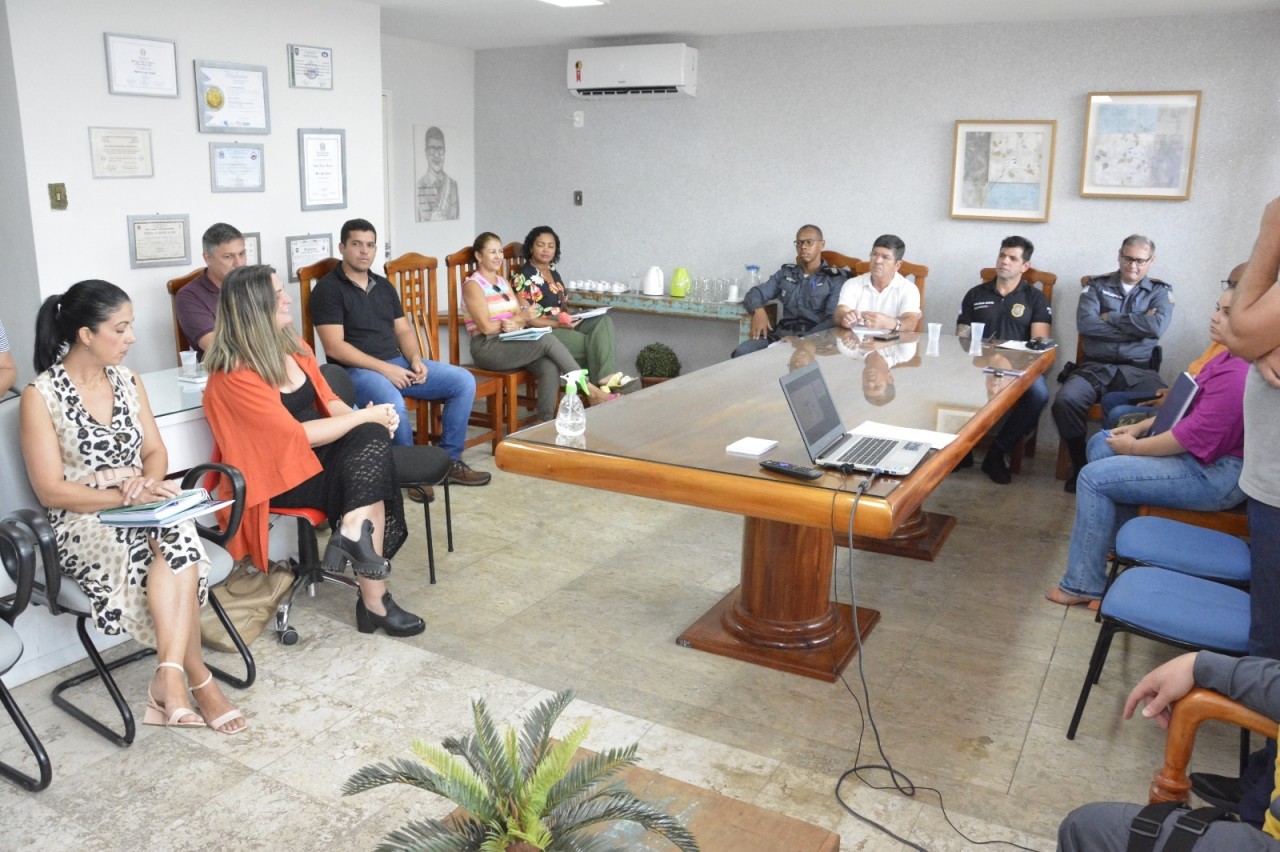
left=850, top=508, right=957, bottom=561
left=677, top=517, right=880, bottom=682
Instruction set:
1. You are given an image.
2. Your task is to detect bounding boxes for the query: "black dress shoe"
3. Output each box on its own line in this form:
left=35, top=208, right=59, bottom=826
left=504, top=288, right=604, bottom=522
left=322, top=519, right=392, bottom=579
left=1190, top=772, right=1243, bottom=811
left=981, top=450, right=1012, bottom=484
left=356, top=592, right=425, bottom=637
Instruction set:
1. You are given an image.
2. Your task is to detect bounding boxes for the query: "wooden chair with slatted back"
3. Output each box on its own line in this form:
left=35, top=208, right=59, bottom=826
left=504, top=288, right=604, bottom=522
left=502, top=242, right=526, bottom=281
left=444, top=246, right=538, bottom=436
left=166, top=267, right=206, bottom=365
left=819, top=250, right=861, bottom=274
left=976, top=266, right=1057, bottom=473
left=851, top=258, right=929, bottom=324
left=384, top=252, right=502, bottom=452
left=296, top=258, right=340, bottom=351
left=1055, top=274, right=1111, bottom=479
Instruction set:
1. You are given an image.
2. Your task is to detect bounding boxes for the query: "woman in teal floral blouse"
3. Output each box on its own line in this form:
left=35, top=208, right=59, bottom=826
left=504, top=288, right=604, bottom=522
left=510, top=225, right=621, bottom=385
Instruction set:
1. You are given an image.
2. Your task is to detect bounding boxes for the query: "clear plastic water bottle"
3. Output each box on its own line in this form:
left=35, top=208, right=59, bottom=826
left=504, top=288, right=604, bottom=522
left=746, top=264, right=761, bottom=291
left=555, top=371, right=587, bottom=437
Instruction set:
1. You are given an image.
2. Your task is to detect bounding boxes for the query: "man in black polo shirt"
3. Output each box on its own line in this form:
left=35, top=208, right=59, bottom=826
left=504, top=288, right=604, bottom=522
left=310, top=218, right=490, bottom=486
left=956, top=236, right=1052, bottom=484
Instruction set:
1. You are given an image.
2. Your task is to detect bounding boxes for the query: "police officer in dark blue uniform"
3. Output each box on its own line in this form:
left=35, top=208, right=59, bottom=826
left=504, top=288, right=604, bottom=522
left=956, top=236, right=1052, bottom=484
left=732, top=224, right=847, bottom=358
left=1053, top=235, right=1174, bottom=491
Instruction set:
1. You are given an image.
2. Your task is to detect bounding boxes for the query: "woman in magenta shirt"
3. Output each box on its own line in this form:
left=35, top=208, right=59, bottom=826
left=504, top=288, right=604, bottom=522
left=1048, top=287, right=1247, bottom=606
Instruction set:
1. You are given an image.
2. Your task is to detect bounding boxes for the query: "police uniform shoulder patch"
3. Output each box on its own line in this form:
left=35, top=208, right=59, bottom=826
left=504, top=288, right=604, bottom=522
left=1011, top=303, right=1026, bottom=318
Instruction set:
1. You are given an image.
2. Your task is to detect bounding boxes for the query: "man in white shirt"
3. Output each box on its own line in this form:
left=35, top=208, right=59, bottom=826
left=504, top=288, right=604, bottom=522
left=833, top=235, right=922, bottom=333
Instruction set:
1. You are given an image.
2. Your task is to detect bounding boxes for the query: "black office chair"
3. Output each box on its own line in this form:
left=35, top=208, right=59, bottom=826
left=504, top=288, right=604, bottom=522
left=0, top=519, right=52, bottom=791
left=0, top=388, right=254, bottom=746
left=319, top=363, right=453, bottom=583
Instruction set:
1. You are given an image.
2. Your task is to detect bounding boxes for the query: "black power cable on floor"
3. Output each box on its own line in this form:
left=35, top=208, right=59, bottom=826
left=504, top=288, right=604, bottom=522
left=830, top=472, right=1043, bottom=851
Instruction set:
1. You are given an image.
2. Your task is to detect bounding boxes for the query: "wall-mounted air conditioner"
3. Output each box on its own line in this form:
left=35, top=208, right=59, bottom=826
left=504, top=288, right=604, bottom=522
left=567, top=43, right=698, bottom=98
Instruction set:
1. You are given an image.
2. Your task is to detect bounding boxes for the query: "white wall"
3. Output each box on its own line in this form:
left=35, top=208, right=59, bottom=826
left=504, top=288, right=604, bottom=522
left=6, top=0, right=384, bottom=374
left=0, top=0, right=40, bottom=383
left=473, top=11, right=1280, bottom=380
left=381, top=33, right=476, bottom=269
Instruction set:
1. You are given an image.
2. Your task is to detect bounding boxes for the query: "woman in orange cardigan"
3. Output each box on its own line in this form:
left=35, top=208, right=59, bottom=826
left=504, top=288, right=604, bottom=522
left=202, top=265, right=423, bottom=636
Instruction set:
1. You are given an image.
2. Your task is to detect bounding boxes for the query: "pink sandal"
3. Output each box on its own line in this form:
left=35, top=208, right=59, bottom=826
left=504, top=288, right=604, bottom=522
left=142, top=662, right=203, bottom=728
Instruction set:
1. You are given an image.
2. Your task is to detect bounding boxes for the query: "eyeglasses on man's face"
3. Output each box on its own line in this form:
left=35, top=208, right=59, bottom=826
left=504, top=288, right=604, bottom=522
left=1119, top=255, right=1153, bottom=266
left=793, top=238, right=820, bottom=248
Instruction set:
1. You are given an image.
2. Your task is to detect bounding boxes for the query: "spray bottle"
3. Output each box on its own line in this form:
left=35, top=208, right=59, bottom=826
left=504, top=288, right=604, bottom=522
left=555, top=369, right=588, bottom=437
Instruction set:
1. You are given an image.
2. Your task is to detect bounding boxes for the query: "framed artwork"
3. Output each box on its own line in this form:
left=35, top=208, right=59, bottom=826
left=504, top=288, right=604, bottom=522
left=1080, top=91, right=1201, bottom=200
left=194, top=59, right=270, bottom=134
left=285, top=233, right=333, bottom=282
left=297, top=128, right=346, bottom=210
left=950, top=120, right=1056, bottom=222
left=208, top=142, right=264, bottom=192
left=88, top=127, right=153, bottom=178
left=127, top=214, right=190, bottom=269
left=288, top=44, right=333, bottom=89
left=241, top=231, right=261, bottom=265
left=103, top=33, right=178, bottom=97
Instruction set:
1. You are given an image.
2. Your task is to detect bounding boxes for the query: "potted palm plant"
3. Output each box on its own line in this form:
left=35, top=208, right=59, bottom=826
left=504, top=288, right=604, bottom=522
left=343, top=689, right=699, bottom=852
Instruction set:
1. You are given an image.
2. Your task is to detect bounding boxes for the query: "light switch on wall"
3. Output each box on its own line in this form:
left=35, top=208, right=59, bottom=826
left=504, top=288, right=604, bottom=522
left=573, top=190, right=583, bottom=206
left=48, top=183, right=67, bottom=210
left=573, top=110, right=584, bottom=128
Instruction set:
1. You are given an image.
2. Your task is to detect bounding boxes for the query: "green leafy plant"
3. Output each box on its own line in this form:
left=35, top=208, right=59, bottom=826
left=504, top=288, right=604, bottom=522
left=343, top=689, right=699, bottom=852
left=635, top=343, right=681, bottom=379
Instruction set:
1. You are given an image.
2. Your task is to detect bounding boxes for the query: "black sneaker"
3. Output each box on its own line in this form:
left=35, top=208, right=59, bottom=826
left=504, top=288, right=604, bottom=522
left=981, top=450, right=1011, bottom=485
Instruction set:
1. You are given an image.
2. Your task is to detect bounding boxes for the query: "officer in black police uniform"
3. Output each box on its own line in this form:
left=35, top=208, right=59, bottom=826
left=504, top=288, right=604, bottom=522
left=1052, top=234, right=1174, bottom=492
left=956, top=235, right=1053, bottom=484
left=732, top=224, right=847, bottom=358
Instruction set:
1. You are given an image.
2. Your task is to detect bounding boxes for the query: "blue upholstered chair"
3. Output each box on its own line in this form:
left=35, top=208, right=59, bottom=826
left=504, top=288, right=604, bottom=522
left=0, top=519, right=52, bottom=791
left=1067, top=565, right=1251, bottom=741
left=1111, top=516, right=1251, bottom=586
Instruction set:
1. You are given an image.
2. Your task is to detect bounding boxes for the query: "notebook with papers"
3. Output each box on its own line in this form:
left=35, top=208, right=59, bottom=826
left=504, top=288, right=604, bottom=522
left=1147, top=371, right=1199, bottom=436
left=778, top=362, right=931, bottom=476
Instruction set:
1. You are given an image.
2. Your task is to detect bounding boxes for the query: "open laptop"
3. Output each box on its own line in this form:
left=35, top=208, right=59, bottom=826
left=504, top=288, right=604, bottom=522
left=1147, top=371, right=1200, bottom=436
left=779, top=362, right=931, bottom=476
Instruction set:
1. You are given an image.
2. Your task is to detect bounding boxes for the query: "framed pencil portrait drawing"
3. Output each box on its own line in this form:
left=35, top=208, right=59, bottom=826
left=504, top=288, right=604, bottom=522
left=950, top=120, right=1056, bottom=223
left=1080, top=91, right=1201, bottom=200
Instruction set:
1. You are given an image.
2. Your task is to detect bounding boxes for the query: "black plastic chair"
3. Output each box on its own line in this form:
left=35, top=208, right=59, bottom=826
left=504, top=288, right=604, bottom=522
left=0, top=519, right=52, bottom=791
left=319, top=363, right=453, bottom=583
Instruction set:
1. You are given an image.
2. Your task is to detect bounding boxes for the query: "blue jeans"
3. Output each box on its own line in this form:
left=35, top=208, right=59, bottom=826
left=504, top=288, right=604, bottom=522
left=1101, top=389, right=1158, bottom=428
left=1057, top=431, right=1246, bottom=598
left=344, top=356, right=476, bottom=458
left=993, top=375, right=1048, bottom=453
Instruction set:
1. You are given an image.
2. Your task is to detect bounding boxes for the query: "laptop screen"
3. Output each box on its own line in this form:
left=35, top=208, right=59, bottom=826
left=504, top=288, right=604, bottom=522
left=779, top=363, right=845, bottom=458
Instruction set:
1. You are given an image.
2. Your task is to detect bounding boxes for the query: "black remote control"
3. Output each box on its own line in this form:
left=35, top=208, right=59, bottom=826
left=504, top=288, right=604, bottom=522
left=759, top=459, right=824, bottom=480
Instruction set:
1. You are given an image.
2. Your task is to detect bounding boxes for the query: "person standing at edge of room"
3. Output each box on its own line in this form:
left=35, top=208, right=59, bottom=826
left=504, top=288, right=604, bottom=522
left=511, top=225, right=624, bottom=386
left=309, top=218, right=490, bottom=487
left=955, top=235, right=1052, bottom=484
left=833, top=234, right=922, bottom=333
left=174, top=222, right=247, bottom=358
left=1052, top=234, right=1173, bottom=492
left=731, top=224, right=846, bottom=358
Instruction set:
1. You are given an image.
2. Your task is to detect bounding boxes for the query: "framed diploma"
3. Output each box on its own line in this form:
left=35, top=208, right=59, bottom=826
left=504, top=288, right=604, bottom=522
left=88, top=127, right=154, bottom=179
left=194, top=59, right=270, bottom=134
left=209, top=142, right=265, bottom=193
left=242, top=232, right=261, bottom=266
left=297, top=128, right=347, bottom=211
left=285, top=233, right=333, bottom=283
left=288, top=44, right=333, bottom=90
left=104, top=33, right=178, bottom=98
left=127, top=214, right=191, bottom=269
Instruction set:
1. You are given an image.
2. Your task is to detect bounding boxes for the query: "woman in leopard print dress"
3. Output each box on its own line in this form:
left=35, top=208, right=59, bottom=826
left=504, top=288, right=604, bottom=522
left=21, top=280, right=245, bottom=733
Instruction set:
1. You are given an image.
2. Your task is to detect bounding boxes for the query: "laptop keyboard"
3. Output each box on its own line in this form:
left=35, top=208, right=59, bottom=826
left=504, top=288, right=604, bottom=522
left=836, top=436, right=897, bottom=466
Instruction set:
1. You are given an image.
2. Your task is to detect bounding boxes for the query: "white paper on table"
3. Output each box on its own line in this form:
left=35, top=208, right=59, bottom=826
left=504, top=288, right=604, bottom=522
left=725, top=436, right=779, bottom=456
left=852, top=420, right=957, bottom=450
left=997, top=340, right=1033, bottom=351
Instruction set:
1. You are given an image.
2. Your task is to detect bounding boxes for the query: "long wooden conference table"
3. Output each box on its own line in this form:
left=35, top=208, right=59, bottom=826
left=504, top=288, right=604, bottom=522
left=495, top=331, right=1053, bottom=681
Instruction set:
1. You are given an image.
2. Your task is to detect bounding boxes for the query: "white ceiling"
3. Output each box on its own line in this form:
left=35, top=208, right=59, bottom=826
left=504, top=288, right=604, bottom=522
left=377, top=0, right=1280, bottom=50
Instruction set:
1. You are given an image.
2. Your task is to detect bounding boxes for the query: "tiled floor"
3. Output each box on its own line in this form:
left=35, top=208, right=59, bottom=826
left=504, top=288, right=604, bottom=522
left=0, top=445, right=1244, bottom=850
